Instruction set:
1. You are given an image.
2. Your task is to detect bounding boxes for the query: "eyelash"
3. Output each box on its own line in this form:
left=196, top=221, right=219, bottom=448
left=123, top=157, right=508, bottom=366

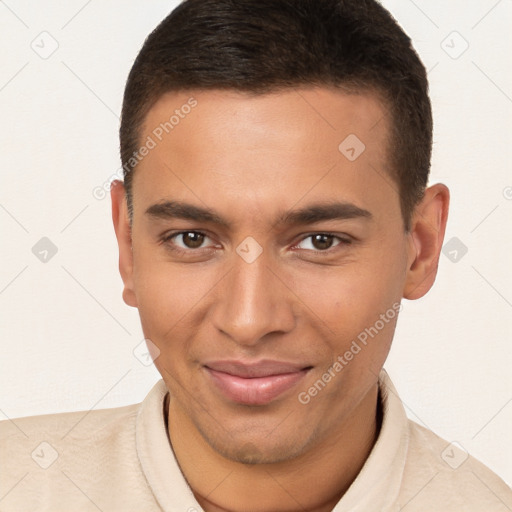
left=160, top=230, right=352, bottom=257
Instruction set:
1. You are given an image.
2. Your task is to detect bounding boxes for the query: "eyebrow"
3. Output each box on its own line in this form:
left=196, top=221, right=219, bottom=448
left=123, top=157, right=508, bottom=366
left=145, top=200, right=372, bottom=229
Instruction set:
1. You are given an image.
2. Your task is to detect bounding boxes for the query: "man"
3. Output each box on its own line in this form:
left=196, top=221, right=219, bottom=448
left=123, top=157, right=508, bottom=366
left=1, top=0, right=511, bottom=510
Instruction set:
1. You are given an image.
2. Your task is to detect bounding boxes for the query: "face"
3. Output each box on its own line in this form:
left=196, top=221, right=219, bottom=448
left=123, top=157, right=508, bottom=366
left=113, top=87, right=435, bottom=464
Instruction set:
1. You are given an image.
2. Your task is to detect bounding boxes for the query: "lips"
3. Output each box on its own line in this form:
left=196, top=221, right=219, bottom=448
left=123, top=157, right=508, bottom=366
left=204, top=360, right=312, bottom=405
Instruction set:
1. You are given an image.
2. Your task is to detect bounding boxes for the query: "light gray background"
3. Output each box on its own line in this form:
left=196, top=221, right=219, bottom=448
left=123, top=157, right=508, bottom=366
left=1, top=0, right=511, bottom=486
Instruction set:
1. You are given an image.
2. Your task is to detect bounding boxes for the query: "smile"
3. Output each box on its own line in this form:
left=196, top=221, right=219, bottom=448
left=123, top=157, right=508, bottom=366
left=204, top=360, right=312, bottom=406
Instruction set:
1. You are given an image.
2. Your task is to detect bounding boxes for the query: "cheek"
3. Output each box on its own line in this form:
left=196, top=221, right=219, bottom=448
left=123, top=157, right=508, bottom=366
left=133, top=264, right=199, bottom=380
left=133, top=243, right=208, bottom=314
left=295, top=258, right=403, bottom=324
left=132, top=252, right=191, bottom=338
left=287, top=243, right=406, bottom=357
left=131, top=249, right=224, bottom=368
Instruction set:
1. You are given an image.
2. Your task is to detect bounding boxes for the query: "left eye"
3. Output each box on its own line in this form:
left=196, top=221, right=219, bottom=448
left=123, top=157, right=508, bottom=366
left=295, top=234, right=347, bottom=251
left=166, top=231, right=213, bottom=250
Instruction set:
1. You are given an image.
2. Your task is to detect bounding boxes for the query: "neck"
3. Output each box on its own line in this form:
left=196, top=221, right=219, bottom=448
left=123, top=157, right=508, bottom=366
left=166, top=384, right=381, bottom=512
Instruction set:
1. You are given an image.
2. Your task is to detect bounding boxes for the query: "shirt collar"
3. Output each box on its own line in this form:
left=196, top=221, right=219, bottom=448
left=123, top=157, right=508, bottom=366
left=332, top=368, right=409, bottom=512
left=136, top=378, right=201, bottom=511
left=136, top=368, right=409, bottom=512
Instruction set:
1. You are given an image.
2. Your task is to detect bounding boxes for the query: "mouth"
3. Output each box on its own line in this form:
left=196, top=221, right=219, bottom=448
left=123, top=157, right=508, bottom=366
left=204, top=360, right=313, bottom=406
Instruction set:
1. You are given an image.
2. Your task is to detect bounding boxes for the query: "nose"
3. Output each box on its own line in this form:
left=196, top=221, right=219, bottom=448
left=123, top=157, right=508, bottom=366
left=211, top=249, right=296, bottom=347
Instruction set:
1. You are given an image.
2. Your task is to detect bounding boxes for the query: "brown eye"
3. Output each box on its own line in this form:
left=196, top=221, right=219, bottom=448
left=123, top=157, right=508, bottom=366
left=163, top=231, right=212, bottom=251
left=295, top=233, right=349, bottom=252
left=311, top=234, right=335, bottom=250
left=179, top=232, right=205, bottom=249
left=162, top=230, right=219, bottom=257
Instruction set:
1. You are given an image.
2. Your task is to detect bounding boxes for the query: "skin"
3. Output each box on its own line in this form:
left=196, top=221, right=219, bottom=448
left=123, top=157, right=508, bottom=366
left=111, top=87, right=449, bottom=512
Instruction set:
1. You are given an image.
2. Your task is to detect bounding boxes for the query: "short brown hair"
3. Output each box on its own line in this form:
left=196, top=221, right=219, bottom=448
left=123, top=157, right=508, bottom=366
left=120, top=0, right=432, bottom=230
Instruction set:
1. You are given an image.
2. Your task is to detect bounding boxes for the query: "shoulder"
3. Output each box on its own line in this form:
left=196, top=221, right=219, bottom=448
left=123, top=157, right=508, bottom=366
left=398, top=419, right=512, bottom=511
left=0, top=402, right=159, bottom=510
left=0, top=401, right=139, bottom=452
left=0, top=404, right=139, bottom=469
left=0, top=402, right=140, bottom=475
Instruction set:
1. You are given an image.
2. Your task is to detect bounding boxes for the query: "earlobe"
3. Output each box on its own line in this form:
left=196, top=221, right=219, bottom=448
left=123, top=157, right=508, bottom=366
left=111, top=180, right=138, bottom=308
left=403, top=183, right=450, bottom=300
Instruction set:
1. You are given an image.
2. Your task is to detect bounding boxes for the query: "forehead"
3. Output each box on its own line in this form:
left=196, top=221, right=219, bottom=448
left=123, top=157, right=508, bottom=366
left=142, top=86, right=388, bottom=153
left=132, top=87, right=398, bottom=227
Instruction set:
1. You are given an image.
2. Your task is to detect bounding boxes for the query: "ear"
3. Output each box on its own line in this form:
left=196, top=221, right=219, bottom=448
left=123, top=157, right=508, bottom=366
left=403, top=183, right=450, bottom=300
left=111, top=180, right=138, bottom=307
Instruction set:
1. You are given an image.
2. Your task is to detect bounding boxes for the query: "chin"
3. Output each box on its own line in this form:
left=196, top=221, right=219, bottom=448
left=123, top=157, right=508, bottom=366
left=199, top=424, right=316, bottom=466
